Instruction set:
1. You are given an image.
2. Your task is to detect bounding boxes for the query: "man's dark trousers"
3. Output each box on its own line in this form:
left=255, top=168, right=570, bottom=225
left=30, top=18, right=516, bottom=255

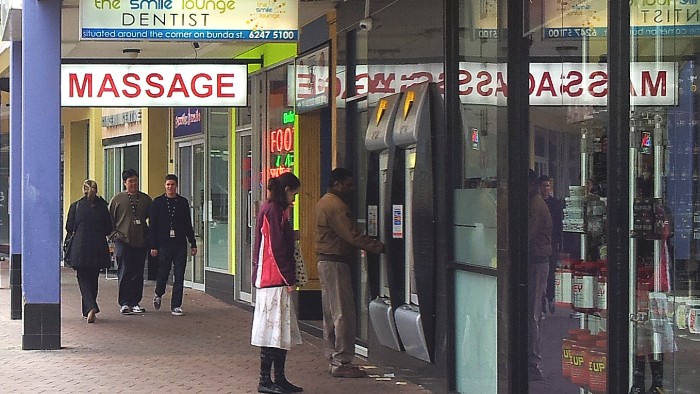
left=115, top=240, right=147, bottom=307
left=155, top=244, right=188, bottom=309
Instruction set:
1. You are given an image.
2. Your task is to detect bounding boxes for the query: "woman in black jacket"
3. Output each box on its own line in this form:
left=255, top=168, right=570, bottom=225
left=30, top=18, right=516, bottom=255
left=65, top=180, right=113, bottom=323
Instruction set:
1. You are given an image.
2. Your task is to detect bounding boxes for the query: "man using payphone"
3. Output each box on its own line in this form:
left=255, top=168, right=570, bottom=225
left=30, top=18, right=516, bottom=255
left=316, top=168, right=385, bottom=378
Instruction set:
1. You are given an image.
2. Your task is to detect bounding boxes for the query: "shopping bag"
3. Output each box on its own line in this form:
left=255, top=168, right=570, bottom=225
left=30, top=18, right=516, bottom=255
left=294, top=240, right=308, bottom=287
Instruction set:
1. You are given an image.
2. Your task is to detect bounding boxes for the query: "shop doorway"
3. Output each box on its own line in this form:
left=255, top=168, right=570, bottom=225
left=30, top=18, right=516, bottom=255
left=236, top=129, right=254, bottom=302
left=176, top=139, right=205, bottom=290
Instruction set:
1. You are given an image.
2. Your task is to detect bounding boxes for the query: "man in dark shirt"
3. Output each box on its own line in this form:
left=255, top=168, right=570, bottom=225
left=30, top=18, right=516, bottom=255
left=528, top=170, right=552, bottom=381
left=149, top=174, right=197, bottom=316
left=539, top=175, right=563, bottom=315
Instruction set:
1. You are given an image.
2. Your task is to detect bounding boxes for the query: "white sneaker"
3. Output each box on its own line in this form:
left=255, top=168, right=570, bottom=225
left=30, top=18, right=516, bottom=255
left=131, top=305, right=145, bottom=314
left=120, top=305, right=132, bottom=315
left=171, top=307, right=184, bottom=316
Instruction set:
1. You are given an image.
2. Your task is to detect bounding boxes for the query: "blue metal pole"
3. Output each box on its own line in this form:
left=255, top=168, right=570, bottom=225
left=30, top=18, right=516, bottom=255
left=9, top=41, right=22, bottom=320
left=21, top=0, right=62, bottom=350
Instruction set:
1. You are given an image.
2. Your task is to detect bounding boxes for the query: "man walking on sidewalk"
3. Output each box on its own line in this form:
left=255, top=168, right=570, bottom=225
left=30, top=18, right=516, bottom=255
left=109, top=169, right=153, bottom=315
left=149, top=174, right=197, bottom=316
left=316, top=168, right=384, bottom=378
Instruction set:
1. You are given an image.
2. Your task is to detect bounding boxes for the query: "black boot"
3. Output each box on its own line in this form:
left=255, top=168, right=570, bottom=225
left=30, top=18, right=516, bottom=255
left=629, top=356, right=645, bottom=394
left=647, top=355, right=664, bottom=394
left=259, top=347, right=284, bottom=394
left=273, top=348, right=303, bottom=392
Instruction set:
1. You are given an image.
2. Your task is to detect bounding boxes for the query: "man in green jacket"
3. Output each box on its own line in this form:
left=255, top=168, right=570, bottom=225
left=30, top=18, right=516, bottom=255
left=316, top=168, right=384, bottom=378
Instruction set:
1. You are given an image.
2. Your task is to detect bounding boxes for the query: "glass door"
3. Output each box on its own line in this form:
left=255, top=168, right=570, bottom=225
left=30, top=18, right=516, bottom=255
left=177, top=140, right=205, bottom=290
left=236, top=129, right=253, bottom=302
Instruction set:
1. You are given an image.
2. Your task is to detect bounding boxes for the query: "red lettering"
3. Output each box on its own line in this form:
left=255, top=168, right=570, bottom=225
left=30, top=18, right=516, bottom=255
left=217, top=73, right=235, bottom=98
left=563, top=71, right=583, bottom=97
left=191, top=73, right=213, bottom=98
left=122, top=73, right=141, bottom=98
left=400, top=72, right=431, bottom=91
left=97, top=74, right=119, bottom=98
left=475, top=71, right=493, bottom=96
left=459, top=70, right=473, bottom=95
left=528, top=73, right=536, bottom=94
left=630, top=80, right=638, bottom=97
left=167, top=73, right=189, bottom=97
left=641, top=70, right=666, bottom=97
left=297, top=72, right=314, bottom=98
left=369, top=73, right=396, bottom=94
left=146, top=74, right=164, bottom=98
left=270, top=128, right=280, bottom=153
left=495, top=71, right=508, bottom=97
left=588, top=71, right=608, bottom=98
left=536, top=71, right=557, bottom=97
left=69, top=73, right=92, bottom=98
left=355, top=73, right=369, bottom=95
left=283, top=127, right=294, bottom=151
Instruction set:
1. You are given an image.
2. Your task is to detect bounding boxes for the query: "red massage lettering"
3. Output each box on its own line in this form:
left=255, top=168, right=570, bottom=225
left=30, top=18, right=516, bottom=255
left=69, top=73, right=92, bottom=98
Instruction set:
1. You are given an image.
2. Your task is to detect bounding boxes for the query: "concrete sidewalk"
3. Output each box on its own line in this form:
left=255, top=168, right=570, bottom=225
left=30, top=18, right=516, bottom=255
left=0, top=266, right=430, bottom=394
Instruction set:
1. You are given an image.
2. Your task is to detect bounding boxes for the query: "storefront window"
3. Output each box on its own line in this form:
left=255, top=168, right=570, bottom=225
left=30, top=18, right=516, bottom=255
left=628, top=2, right=698, bottom=393
left=103, top=144, right=140, bottom=201
left=207, top=109, right=230, bottom=271
left=455, top=0, right=505, bottom=391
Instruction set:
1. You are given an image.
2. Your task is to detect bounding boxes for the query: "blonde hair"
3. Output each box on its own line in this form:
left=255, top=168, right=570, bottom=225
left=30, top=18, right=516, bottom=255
left=83, top=180, right=98, bottom=200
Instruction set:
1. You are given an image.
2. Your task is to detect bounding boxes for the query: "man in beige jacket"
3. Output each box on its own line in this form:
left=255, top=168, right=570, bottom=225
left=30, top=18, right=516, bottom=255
left=316, top=168, right=384, bottom=378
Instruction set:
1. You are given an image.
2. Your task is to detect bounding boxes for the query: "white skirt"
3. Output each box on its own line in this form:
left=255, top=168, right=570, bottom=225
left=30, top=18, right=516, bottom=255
left=251, top=287, right=302, bottom=350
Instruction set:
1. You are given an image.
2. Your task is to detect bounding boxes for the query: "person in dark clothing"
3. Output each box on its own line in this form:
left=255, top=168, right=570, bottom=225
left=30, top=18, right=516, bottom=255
left=528, top=170, right=552, bottom=381
left=149, top=174, right=197, bottom=316
left=65, top=180, right=113, bottom=323
left=539, top=175, right=563, bottom=315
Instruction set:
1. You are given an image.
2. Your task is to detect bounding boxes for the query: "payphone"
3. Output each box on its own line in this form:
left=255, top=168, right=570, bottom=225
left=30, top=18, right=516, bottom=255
left=391, top=82, right=441, bottom=363
left=366, top=92, right=405, bottom=352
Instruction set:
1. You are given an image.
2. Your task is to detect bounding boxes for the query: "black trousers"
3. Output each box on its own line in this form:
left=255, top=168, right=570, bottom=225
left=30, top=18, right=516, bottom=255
left=115, top=240, right=147, bottom=307
left=76, top=267, right=101, bottom=317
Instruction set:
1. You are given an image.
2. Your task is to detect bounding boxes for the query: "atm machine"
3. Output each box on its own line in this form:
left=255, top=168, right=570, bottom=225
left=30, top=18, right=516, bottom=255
left=366, top=92, right=405, bottom=352
left=390, top=82, right=442, bottom=362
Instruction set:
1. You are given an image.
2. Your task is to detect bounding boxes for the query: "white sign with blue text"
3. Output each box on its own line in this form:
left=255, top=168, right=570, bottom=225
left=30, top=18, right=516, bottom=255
left=79, top=0, right=298, bottom=42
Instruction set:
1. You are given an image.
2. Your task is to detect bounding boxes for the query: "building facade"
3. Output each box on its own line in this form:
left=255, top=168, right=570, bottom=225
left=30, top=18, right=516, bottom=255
left=2, top=1, right=699, bottom=393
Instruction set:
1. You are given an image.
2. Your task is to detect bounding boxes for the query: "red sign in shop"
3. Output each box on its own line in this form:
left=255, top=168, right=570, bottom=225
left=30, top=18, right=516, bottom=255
left=269, top=127, right=294, bottom=178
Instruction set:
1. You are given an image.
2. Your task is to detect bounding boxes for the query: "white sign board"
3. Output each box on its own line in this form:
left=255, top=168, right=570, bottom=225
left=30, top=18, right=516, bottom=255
left=61, top=64, right=248, bottom=107
left=325, top=62, right=677, bottom=107
left=79, top=0, right=298, bottom=42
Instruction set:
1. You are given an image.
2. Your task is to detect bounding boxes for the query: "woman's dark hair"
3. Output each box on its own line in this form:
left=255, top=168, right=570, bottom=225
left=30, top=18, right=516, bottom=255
left=267, top=172, right=301, bottom=206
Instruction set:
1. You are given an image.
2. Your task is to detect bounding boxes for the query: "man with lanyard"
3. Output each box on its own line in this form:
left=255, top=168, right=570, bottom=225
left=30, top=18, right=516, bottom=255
left=149, top=174, right=197, bottom=316
left=109, top=169, right=153, bottom=315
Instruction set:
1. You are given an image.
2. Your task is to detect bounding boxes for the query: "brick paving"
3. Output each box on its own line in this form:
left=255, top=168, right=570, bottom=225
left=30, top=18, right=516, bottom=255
left=0, top=265, right=430, bottom=394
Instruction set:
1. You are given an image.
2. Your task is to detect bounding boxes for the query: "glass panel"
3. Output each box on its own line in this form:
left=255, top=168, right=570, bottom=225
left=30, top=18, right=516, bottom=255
left=238, top=133, right=253, bottom=297
left=527, top=0, right=609, bottom=392
left=123, top=145, right=140, bottom=178
left=455, top=270, right=497, bottom=393
left=104, top=148, right=116, bottom=201
left=192, top=143, right=205, bottom=284
left=207, top=109, right=230, bottom=271
left=629, top=2, right=697, bottom=392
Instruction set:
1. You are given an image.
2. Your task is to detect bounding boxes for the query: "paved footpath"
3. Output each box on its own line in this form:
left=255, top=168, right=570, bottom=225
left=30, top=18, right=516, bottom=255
left=0, top=265, right=430, bottom=394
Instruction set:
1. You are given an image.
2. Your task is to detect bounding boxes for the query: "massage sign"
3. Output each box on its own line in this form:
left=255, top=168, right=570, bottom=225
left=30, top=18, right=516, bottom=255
left=61, top=64, right=248, bottom=107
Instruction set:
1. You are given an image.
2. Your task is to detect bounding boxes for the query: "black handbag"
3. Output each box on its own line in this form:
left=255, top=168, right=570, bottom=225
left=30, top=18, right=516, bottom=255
left=63, top=233, right=74, bottom=259
left=63, top=201, right=81, bottom=262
